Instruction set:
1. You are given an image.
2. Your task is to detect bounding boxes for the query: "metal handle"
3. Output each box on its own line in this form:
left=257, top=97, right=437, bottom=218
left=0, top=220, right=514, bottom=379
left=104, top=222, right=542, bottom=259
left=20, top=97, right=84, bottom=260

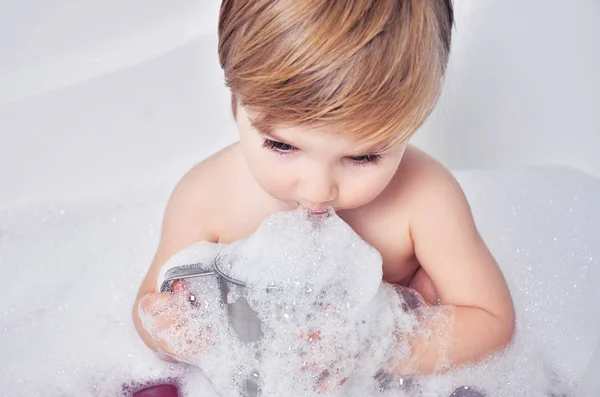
left=159, top=264, right=215, bottom=293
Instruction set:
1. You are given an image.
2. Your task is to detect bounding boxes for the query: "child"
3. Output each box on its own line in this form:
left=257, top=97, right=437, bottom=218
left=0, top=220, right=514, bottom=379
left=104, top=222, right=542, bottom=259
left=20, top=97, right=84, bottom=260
left=133, top=0, right=514, bottom=385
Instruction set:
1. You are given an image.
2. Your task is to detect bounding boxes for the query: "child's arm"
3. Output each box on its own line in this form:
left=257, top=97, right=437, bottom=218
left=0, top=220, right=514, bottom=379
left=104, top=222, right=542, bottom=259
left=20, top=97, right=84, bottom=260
left=132, top=164, right=220, bottom=355
left=398, top=163, right=515, bottom=374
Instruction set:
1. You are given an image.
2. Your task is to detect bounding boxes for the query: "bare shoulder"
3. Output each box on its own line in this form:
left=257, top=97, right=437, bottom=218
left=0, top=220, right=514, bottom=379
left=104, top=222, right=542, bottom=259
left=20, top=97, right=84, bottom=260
left=168, top=143, right=240, bottom=227
left=373, top=145, right=467, bottom=222
left=394, top=145, right=476, bottom=249
left=135, top=143, right=240, bottom=297
left=395, top=145, right=463, bottom=205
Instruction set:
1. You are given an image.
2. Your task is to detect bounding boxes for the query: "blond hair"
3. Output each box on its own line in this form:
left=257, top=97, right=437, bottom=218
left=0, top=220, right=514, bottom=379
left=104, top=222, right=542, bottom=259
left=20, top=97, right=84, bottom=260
left=218, top=0, right=454, bottom=146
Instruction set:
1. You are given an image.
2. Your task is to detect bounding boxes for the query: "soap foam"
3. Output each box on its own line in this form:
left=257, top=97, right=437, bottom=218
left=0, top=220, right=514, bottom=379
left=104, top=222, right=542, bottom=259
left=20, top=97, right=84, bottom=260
left=2, top=169, right=600, bottom=396
left=140, top=208, right=452, bottom=396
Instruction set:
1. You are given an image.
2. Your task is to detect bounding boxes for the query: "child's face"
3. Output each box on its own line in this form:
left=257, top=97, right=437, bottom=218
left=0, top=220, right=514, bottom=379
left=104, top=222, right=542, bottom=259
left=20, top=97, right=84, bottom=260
left=236, top=105, right=407, bottom=212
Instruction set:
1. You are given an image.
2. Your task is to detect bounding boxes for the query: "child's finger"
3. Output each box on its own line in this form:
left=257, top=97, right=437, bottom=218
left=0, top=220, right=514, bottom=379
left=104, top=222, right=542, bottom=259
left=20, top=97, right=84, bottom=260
left=139, top=293, right=185, bottom=331
left=170, top=280, right=199, bottom=305
left=171, top=279, right=189, bottom=293
left=139, top=292, right=171, bottom=314
left=298, top=329, right=321, bottom=372
left=155, top=339, right=177, bottom=358
left=407, top=270, right=438, bottom=306
left=155, top=320, right=214, bottom=362
left=315, top=370, right=348, bottom=393
left=298, top=330, right=321, bottom=342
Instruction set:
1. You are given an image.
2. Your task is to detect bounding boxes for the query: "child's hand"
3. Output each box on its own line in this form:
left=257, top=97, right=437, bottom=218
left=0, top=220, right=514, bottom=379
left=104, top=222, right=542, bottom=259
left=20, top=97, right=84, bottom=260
left=298, top=330, right=351, bottom=393
left=299, top=285, right=432, bottom=388
left=297, top=300, right=357, bottom=393
left=138, top=280, right=213, bottom=363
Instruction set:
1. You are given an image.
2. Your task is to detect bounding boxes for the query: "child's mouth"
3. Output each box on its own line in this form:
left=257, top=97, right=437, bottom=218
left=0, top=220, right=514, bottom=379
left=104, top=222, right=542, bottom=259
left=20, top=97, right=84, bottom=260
left=298, top=204, right=332, bottom=218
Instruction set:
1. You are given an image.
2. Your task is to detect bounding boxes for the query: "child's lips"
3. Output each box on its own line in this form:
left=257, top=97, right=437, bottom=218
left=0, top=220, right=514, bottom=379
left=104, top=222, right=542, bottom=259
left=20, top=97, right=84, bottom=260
left=298, top=204, right=332, bottom=218
left=297, top=203, right=329, bottom=215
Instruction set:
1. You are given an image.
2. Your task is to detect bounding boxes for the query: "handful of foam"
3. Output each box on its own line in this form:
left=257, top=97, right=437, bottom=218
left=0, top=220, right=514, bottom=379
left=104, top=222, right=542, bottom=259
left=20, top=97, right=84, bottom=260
left=217, top=208, right=383, bottom=305
left=211, top=208, right=418, bottom=396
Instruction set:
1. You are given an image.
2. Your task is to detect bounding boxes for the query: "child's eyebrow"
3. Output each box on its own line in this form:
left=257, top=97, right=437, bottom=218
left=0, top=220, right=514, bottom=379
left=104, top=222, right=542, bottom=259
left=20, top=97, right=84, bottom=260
left=258, top=129, right=283, bottom=142
left=253, top=125, right=307, bottom=150
left=358, top=140, right=395, bottom=154
left=250, top=121, right=284, bottom=141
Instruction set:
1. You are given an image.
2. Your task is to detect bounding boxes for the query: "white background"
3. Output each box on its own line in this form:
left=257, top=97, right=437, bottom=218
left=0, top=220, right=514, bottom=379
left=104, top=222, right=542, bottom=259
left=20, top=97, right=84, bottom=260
left=0, top=0, right=598, bottom=209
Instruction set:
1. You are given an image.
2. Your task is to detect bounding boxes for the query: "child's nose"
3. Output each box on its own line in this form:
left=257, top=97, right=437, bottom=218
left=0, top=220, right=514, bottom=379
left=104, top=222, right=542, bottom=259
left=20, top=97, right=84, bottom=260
left=297, top=177, right=338, bottom=209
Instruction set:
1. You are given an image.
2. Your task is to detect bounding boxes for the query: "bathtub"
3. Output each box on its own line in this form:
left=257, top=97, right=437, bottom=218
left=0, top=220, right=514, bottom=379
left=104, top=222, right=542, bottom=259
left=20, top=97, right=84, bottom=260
left=0, top=0, right=599, bottom=396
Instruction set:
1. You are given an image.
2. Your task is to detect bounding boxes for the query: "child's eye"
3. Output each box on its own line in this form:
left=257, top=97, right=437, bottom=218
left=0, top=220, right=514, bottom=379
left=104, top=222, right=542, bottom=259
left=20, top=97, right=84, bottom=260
left=348, top=154, right=382, bottom=166
left=262, top=139, right=297, bottom=154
